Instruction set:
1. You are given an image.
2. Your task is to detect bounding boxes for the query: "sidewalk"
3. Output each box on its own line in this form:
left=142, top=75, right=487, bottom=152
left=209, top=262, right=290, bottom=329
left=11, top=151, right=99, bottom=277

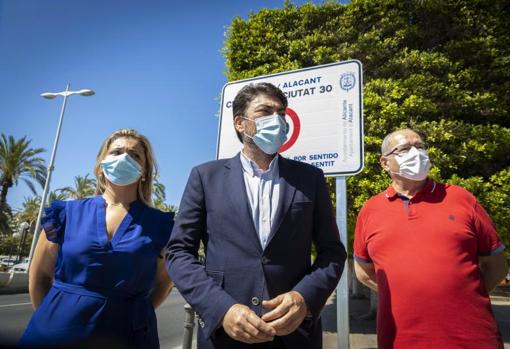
left=322, top=291, right=376, bottom=349
left=322, top=290, right=510, bottom=349
left=171, top=285, right=510, bottom=349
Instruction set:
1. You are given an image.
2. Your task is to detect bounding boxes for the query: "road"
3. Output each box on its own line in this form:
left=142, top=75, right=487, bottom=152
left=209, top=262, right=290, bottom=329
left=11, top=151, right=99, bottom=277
left=0, top=291, right=196, bottom=349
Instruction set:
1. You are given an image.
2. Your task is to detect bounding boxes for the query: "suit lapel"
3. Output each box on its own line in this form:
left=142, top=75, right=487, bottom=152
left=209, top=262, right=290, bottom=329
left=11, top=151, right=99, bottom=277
left=266, top=156, right=297, bottom=247
left=224, top=154, right=263, bottom=252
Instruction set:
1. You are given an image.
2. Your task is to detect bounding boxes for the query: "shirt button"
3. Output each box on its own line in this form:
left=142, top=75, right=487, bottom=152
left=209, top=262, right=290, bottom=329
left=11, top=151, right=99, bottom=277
left=251, top=297, right=260, bottom=306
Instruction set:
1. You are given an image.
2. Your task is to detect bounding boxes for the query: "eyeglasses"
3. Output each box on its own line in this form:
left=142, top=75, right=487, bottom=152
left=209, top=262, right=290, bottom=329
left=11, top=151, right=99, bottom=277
left=383, top=143, right=427, bottom=157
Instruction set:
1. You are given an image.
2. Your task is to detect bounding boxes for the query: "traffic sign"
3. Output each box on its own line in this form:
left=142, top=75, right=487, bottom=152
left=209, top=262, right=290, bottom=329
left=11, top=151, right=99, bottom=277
left=217, top=60, right=364, bottom=176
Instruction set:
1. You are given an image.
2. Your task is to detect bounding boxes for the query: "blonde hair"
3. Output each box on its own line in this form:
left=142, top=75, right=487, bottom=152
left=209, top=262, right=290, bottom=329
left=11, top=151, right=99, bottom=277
left=94, top=128, right=157, bottom=207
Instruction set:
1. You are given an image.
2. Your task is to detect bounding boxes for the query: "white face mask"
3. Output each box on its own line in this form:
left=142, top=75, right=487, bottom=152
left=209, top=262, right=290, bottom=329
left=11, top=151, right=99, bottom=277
left=242, top=114, right=288, bottom=155
left=391, top=146, right=431, bottom=181
left=100, top=153, right=142, bottom=186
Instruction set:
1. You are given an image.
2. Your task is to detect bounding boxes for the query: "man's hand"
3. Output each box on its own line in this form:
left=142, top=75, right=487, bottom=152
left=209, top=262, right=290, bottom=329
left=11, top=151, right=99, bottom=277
left=261, top=291, right=308, bottom=336
left=222, top=304, right=276, bottom=343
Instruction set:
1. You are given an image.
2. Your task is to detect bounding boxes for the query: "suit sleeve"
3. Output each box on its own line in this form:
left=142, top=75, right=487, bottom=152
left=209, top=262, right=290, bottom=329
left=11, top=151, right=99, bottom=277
left=166, top=167, right=237, bottom=339
left=292, top=171, right=346, bottom=321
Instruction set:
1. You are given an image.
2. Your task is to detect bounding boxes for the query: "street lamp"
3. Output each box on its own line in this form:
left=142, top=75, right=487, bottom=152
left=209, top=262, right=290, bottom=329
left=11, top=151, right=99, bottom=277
left=17, top=222, right=30, bottom=265
left=41, top=89, right=95, bottom=99
left=27, top=84, right=95, bottom=268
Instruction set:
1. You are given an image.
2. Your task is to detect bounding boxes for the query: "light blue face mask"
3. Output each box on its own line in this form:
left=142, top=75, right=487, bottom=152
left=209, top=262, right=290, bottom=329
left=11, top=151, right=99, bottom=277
left=100, top=153, right=142, bottom=186
left=243, top=113, right=288, bottom=155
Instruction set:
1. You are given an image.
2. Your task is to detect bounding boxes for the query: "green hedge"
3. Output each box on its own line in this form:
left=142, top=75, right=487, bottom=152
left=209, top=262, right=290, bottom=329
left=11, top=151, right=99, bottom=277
left=223, top=0, right=510, bottom=258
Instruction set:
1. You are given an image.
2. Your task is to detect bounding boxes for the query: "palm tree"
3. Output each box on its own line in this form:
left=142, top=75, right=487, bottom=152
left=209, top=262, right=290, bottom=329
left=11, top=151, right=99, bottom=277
left=0, top=134, right=46, bottom=218
left=15, top=196, right=40, bottom=221
left=0, top=203, right=12, bottom=234
left=47, top=190, right=68, bottom=203
left=152, top=178, right=167, bottom=206
left=13, top=196, right=41, bottom=234
left=9, top=196, right=42, bottom=258
left=152, top=178, right=177, bottom=213
left=154, top=201, right=178, bottom=213
left=59, top=174, right=96, bottom=199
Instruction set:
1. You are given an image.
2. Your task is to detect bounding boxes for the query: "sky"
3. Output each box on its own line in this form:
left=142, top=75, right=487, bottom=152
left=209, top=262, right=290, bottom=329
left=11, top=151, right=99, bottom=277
left=0, top=0, right=336, bottom=210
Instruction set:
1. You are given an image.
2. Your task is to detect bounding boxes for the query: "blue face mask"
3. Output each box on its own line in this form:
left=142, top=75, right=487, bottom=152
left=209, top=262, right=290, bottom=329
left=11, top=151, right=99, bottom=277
left=100, top=153, right=142, bottom=186
left=243, top=114, right=288, bottom=155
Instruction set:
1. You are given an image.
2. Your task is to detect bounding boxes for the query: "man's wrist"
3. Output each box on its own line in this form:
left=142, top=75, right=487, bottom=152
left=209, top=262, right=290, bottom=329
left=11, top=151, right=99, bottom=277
left=291, top=291, right=308, bottom=313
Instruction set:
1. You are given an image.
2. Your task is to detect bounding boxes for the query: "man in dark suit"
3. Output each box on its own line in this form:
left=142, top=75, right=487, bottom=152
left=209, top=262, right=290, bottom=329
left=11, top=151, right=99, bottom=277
left=167, top=82, right=346, bottom=349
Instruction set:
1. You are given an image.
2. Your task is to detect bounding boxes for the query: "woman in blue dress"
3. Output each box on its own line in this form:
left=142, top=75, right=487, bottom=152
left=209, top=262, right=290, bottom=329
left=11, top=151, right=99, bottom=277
left=20, top=129, right=174, bottom=348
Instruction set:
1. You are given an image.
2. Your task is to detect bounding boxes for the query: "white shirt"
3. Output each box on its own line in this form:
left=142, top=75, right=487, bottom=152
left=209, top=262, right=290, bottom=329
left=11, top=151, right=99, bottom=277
left=240, top=152, right=280, bottom=249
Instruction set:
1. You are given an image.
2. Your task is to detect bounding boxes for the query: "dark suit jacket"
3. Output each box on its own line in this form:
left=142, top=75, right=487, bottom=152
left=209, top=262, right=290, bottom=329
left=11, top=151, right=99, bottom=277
left=167, top=154, right=346, bottom=349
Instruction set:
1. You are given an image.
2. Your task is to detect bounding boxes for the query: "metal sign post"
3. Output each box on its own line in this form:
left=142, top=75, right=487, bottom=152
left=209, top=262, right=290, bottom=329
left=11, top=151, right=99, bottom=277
left=336, top=176, right=349, bottom=349
left=217, top=60, right=363, bottom=349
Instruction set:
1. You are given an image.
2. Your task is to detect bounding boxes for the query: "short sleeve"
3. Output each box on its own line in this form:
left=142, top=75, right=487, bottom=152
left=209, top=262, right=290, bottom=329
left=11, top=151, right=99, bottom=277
left=472, top=201, right=505, bottom=256
left=41, top=200, right=67, bottom=243
left=353, top=207, right=372, bottom=263
left=156, top=211, right=175, bottom=251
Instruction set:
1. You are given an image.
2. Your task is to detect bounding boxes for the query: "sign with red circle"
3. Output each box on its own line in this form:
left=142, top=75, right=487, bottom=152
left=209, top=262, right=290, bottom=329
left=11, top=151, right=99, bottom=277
left=279, top=107, right=300, bottom=153
left=217, top=60, right=363, bottom=176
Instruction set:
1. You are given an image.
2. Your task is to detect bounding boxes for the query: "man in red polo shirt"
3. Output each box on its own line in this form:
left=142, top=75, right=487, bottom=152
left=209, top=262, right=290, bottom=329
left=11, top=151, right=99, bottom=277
left=353, top=128, right=508, bottom=349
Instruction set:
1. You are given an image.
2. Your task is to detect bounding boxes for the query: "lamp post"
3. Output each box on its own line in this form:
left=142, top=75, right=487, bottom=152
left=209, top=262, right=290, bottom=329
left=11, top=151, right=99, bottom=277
left=17, top=221, right=30, bottom=265
left=27, top=84, right=95, bottom=268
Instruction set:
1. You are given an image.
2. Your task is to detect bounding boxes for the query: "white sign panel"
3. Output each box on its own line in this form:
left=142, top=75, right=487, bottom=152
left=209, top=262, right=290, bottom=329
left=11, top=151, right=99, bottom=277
left=217, top=60, right=364, bottom=176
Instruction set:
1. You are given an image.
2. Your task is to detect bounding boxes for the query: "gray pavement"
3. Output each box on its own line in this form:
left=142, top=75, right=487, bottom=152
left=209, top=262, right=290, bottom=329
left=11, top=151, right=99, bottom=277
left=1, top=288, right=508, bottom=348
left=0, top=291, right=192, bottom=348
left=322, top=291, right=510, bottom=349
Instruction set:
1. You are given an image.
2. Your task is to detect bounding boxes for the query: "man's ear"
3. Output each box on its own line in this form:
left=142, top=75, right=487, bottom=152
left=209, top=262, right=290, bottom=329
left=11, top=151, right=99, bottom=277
left=234, top=115, right=244, bottom=133
left=380, top=156, right=390, bottom=171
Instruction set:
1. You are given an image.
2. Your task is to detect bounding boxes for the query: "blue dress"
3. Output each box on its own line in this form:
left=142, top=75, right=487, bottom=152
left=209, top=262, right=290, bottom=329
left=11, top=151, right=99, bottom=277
left=20, top=196, right=173, bottom=348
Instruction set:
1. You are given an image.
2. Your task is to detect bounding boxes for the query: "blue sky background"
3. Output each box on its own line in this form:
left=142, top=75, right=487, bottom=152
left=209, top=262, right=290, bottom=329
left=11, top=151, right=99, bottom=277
left=0, top=0, right=336, bottom=210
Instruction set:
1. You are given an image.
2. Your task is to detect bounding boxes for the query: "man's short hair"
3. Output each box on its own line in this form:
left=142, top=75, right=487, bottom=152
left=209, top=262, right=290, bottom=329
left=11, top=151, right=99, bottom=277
left=381, top=128, right=425, bottom=155
left=232, top=82, right=288, bottom=143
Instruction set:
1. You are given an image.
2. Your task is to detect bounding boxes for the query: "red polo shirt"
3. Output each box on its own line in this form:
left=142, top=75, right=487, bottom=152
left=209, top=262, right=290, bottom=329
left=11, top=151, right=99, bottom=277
left=354, top=180, right=504, bottom=349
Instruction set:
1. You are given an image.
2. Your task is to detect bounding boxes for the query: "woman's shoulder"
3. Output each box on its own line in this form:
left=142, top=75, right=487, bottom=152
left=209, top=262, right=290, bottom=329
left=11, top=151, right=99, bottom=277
left=63, top=196, right=102, bottom=210
left=142, top=206, right=175, bottom=245
left=144, top=205, right=175, bottom=222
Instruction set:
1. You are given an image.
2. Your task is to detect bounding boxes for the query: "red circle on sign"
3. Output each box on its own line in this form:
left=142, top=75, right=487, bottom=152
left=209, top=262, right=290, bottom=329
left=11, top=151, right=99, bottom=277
left=279, top=107, right=300, bottom=153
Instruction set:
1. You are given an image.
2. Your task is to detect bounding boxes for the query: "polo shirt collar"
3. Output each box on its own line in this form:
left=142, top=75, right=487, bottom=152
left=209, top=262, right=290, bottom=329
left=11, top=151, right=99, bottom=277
left=384, top=179, right=437, bottom=201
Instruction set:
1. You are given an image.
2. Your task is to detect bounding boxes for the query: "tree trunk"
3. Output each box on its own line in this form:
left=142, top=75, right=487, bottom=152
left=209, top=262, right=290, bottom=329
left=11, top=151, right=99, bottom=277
left=0, top=181, right=10, bottom=216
